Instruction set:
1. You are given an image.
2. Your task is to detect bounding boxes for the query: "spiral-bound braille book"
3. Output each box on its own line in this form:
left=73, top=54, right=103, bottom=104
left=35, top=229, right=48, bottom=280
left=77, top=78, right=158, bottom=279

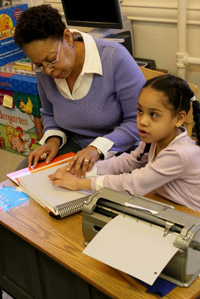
left=10, top=153, right=92, bottom=218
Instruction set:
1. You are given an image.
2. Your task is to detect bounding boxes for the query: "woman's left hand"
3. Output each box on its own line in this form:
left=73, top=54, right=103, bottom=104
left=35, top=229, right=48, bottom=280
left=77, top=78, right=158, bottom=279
left=66, top=146, right=101, bottom=177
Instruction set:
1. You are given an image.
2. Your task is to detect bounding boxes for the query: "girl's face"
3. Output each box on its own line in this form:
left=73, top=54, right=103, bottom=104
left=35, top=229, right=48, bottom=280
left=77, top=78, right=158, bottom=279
left=137, top=87, right=186, bottom=152
left=23, top=32, right=76, bottom=79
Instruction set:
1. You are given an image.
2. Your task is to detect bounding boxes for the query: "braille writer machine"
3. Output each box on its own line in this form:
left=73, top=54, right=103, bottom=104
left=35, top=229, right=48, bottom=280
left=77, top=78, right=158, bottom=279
left=82, top=188, right=200, bottom=287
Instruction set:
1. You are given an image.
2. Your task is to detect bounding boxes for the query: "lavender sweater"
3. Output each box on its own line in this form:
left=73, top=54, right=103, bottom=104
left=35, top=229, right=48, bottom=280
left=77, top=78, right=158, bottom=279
left=91, top=129, right=200, bottom=211
left=36, top=38, right=145, bottom=151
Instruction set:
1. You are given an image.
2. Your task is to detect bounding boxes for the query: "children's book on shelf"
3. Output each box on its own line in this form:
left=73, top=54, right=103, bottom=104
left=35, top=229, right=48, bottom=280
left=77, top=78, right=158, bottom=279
left=14, top=58, right=35, bottom=75
left=13, top=68, right=36, bottom=77
left=14, top=65, right=35, bottom=71
left=15, top=58, right=35, bottom=69
left=0, top=61, right=36, bottom=76
left=7, top=152, right=92, bottom=218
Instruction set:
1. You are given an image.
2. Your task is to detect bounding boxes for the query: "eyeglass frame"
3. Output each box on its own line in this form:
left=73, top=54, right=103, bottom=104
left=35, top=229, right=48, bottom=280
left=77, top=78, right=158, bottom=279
left=35, top=38, right=62, bottom=72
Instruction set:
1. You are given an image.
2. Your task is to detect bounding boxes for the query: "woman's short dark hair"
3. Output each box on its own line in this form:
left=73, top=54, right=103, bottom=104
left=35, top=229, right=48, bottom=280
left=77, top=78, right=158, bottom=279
left=14, top=4, right=66, bottom=48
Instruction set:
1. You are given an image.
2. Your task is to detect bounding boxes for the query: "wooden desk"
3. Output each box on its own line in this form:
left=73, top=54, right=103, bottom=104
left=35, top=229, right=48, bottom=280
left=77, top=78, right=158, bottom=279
left=0, top=180, right=200, bottom=299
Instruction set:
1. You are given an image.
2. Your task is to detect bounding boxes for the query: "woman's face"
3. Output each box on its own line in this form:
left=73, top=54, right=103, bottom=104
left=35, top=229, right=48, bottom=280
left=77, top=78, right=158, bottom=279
left=23, top=35, right=76, bottom=79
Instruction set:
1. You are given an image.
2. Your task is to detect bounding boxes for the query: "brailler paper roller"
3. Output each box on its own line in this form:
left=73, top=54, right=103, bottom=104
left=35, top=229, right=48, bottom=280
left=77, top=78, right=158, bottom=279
left=82, top=188, right=200, bottom=287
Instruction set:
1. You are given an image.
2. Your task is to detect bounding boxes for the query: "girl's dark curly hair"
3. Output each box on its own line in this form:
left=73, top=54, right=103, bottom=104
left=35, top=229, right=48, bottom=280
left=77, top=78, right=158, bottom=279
left=137, top=74, right=200, bottom=161
left=14, top=4, right=66, bottom=48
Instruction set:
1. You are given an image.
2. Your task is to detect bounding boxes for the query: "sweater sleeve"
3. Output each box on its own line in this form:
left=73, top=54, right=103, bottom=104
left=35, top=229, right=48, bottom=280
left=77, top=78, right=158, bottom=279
left=91, top=148, right=186, bottom=195
left=103, top=45, right=145, bottom=152
left=37, top=74, right=63, bottom=134
left=96, top=142, right=148, bottom=175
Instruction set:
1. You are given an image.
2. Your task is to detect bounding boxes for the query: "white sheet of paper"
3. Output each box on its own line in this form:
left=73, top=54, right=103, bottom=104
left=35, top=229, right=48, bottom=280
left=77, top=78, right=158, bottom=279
left=83, top=214, right=179, bottom=285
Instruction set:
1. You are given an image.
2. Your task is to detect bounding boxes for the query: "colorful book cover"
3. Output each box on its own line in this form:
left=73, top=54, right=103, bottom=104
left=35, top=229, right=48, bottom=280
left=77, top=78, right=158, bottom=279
left=7, top=152, right=75, bottom=184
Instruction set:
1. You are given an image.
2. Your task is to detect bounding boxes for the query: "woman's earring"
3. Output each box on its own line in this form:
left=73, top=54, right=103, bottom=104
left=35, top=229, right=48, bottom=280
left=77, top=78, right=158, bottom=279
left=69, top=43, right=73, bottom=49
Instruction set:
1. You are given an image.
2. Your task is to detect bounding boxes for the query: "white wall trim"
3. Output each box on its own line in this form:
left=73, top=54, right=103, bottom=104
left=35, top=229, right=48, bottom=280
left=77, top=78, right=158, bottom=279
left=12, top=0, right=200, bottom=26
left=121, top=0, right=200, bottom=25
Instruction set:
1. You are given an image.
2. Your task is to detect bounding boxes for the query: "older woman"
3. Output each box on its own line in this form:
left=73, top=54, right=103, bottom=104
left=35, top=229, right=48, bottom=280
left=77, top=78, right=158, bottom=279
left=14, top=4, right=145, bottom=177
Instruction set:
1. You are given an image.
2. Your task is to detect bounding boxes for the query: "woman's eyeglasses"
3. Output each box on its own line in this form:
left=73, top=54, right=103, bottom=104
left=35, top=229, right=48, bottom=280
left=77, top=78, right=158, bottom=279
left=35, top=38, right=61, bottom=72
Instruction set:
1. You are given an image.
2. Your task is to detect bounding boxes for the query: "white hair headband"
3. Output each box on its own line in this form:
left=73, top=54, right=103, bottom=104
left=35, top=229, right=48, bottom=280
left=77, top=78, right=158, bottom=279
left=191, top=96, right=197, bottom=102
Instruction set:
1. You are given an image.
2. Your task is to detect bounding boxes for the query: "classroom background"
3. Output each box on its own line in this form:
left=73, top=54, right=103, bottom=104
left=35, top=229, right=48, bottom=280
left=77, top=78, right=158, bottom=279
left=1, top=0, right=200, bottom=181
left=10, top=0, right=199, bottom=96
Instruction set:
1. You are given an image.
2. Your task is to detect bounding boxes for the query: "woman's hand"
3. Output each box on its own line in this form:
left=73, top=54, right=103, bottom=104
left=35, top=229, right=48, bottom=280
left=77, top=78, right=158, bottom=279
left=48, top=167, right=92, bottom=191
left=28, top=137, right=61, bottom=168
left=66, top=146, right=102, bottom=177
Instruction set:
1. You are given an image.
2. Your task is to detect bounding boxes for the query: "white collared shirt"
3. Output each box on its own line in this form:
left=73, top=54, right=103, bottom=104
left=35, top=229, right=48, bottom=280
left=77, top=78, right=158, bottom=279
left=54, top=30, right=102, bottom=99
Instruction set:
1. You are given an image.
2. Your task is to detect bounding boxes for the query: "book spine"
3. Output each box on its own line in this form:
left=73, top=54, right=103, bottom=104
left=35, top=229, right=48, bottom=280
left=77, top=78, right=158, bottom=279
left=54, top=195, right=90, bottom=217
left=14, top=65, right=34, bottom=71
left=14, top=69, right=36, bottom=77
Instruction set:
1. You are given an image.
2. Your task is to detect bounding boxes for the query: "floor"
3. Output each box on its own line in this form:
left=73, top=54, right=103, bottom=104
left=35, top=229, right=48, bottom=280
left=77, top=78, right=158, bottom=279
left=0, top=149, right=24, bottom=183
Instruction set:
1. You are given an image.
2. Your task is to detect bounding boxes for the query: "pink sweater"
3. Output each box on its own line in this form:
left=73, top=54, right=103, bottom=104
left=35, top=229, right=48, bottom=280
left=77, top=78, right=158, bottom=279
left=91, top=129, right=200, bottom=211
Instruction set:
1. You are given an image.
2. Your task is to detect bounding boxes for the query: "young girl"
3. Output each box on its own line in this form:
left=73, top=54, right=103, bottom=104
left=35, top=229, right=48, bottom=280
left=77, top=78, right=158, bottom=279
left=49, top=75, right=200, bottom=211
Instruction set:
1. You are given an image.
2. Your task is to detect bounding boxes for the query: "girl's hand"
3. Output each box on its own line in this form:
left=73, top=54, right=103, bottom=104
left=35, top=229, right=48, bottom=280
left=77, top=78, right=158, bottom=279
left=48, top=169, right=92, bottom=191
left=28, top=137, right=60, bottom=168
left=66, top=146, right=101, bottom=177
left=49, top=171, right=80, bottom=190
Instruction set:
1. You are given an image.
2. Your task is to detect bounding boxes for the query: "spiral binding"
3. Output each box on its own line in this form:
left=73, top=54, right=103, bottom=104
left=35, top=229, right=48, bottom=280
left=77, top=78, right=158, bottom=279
left=54, top=195, right=91, bottom=217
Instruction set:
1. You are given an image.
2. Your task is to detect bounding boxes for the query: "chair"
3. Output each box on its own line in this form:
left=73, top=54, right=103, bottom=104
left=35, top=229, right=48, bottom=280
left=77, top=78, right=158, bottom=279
left=140, top=67, right=198, bottom=137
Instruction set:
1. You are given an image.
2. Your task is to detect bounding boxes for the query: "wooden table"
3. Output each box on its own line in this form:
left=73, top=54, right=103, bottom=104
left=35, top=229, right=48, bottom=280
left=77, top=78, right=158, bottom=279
left=0, top=180, right=200, bottom=299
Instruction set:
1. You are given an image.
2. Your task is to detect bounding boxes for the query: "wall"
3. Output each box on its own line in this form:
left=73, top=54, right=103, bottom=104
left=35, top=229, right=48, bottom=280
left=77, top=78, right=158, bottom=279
left=120, top=0, right=200, bottom=97
left=11, top=0, right=200, bottom=97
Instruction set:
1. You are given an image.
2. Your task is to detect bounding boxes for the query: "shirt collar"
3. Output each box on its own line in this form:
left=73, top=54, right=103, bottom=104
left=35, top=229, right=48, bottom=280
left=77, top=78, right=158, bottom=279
left=150, top=127, right=188, bottom=162
left=169, top=126, right=188, bottom=145
left=70, top=29, right=102, bottom=76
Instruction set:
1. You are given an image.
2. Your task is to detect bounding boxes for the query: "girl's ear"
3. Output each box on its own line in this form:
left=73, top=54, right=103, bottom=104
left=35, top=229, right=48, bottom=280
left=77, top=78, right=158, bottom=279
left=175, top=111, right=187, bottom=127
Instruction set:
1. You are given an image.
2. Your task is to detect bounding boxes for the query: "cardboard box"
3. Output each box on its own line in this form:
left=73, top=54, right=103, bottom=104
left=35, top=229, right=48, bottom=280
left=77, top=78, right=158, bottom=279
left=14, top=92, right=41, bottom=118
left=0, top=101, right=42, bottom=156
left=0, top=89, right=43, bottom=156
left=0, top=42, right=26, bottom=67
left=0, top=69, right=43, bottom=156
left=0, top=4, right=28, bottom=66
left=0, top=72, right=38, bottom=95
